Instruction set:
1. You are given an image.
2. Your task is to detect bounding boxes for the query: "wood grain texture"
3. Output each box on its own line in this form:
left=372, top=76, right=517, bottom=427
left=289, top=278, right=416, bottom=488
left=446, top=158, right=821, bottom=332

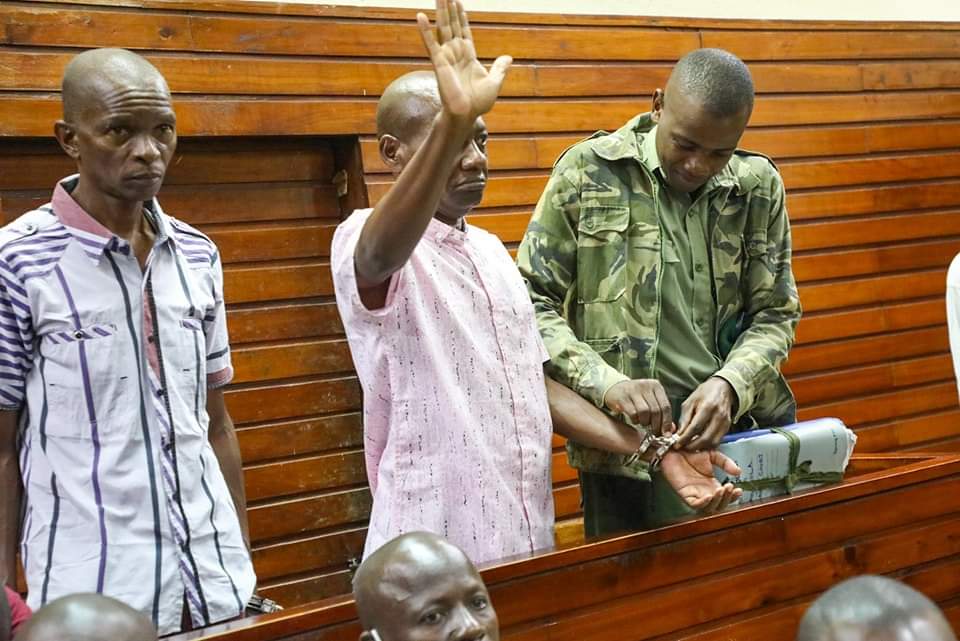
left=5, top=0, right=960, bottom=613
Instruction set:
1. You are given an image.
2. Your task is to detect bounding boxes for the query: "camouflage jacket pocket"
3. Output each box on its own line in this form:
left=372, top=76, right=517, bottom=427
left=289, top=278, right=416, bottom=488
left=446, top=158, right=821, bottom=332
left=577, top=205, right=630, bottom=303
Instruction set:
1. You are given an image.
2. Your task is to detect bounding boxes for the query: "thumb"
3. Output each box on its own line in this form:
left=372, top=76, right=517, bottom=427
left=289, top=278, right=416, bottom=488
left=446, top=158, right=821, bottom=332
left=487, top=55, right=513, bottom=89
left=710, top=450, right=741, bottom=477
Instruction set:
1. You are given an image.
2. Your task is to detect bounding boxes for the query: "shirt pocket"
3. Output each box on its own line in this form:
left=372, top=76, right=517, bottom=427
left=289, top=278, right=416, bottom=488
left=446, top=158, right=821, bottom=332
left=577, top=205, right=630, bottom=303
left=41, top=323, right=136, bottom=441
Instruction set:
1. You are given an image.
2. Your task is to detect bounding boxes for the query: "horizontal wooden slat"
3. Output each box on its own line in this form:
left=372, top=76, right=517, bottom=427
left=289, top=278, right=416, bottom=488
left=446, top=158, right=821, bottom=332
left=238, top=413, right=361, bottom=464
left=223, top=262, right=331, bottom=304
left=792, top=238, right=960, bottom=282
left=794, top=298, right=945, bottom=345
left=7, top=92, right=960, bottom=137
left=854, top=410, right=960, bottom=452
left=258, top=569, right=353, bottom=608
left=245, top=450, right=366, bottom=502
left=0, top=5, right=701, bottom=60
left=0, top=52, right=895, bottom=97
left=797, top=269, right=945, bottom=313
left=790, top=353, right=953, bottom=405
left=232, top=339, right=353, bottom=383
left=0, top=183, right=339, bottom=224
left=0, top=140, right=336, bottom=190
left=248, top=487, right=371, bottom=543
left=702, top=30, right=960, bottom=60
left=789, top=180, right=960, bottom=220
left=253, top=527, right=366, bottom=582
left=227, top=302, right=343, bottom=344
left=792, top=211, right=960, bottom=251
left=785, top=326, right=950, bottom=375
left=781, top=152, right=960, bottom=190
left=797, top=381, right=958, bottom=427
left=225, top=377, right=361, bottom=424
left=204, top=222, right=336, bottom=263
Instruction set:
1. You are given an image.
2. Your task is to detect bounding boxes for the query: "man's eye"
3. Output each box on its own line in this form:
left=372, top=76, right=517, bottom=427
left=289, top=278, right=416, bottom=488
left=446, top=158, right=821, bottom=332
left=157, top=124, right=174, bottom=134
left=472, top=596, right=489, bottom=609
left=109, top=126, right=129, bottom=136
left=476, top=137, right=487, bottom=150
left=675, top=141, right=695, bottom=151
left=420, top=611, right=444, bottom=625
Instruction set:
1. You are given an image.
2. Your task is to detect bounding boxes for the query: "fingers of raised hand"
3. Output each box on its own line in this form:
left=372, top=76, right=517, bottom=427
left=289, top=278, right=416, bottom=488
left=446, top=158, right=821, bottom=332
left=416, top=12, right=441, bottom=57
left=448, top=0, right=464, bottom=39
left=437, top=0, right=454, bottom=42
left=456, top=0, right=474, bottom=41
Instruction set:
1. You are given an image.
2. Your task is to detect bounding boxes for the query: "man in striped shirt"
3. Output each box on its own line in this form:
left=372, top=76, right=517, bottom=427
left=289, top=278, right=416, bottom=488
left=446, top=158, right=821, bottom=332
left=0, top=48, right=255, bottom=634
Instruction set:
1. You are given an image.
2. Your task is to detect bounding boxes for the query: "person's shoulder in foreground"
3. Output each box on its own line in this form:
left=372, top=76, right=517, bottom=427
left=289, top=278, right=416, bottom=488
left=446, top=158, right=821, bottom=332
left=797, top=574, right=957, bottom=641
left=16, top=593, right=157, bottom=641
left=353, top=532, right=498, bottom=641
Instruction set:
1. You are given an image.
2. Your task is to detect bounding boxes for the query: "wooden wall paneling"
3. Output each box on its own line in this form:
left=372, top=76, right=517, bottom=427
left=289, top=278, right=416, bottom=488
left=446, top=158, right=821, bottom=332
left=6, top=0, right=960, bottom=609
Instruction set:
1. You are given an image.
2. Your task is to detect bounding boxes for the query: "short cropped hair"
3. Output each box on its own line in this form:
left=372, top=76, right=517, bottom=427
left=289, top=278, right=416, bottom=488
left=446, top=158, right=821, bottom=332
left=670, top=48, right=754, bottom=117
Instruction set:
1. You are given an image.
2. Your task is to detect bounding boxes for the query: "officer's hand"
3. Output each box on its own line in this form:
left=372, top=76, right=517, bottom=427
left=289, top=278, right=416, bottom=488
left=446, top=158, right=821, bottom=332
left=603, top=379, right=673, bottom=435
left=675, top=377, right=737, bottom=451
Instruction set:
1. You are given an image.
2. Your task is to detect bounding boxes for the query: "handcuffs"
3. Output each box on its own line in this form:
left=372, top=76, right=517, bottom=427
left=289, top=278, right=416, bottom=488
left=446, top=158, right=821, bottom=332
left=246, top=594, right=283, bottom=615
left=624, top=430, right=679, bottom=471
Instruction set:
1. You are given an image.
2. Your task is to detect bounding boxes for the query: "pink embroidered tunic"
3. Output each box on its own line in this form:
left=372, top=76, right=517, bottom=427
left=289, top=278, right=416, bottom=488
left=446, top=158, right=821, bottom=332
left=332, top=209, right=555, bottom=564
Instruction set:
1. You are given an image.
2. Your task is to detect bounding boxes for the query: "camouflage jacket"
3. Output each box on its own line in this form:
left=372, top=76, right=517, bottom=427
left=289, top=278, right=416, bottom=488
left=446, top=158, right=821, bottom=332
left=517, top=113, right=801, bottom=480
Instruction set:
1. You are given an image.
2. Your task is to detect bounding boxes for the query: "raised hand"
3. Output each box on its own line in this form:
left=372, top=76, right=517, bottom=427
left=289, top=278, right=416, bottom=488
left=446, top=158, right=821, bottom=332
left=660, top=448, right=742, bottom=513
left=416, top=0, right=512, bottom=121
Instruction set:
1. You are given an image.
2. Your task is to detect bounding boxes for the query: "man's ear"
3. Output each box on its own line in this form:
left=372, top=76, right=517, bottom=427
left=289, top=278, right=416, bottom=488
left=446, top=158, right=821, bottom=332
left=651, top=89, right=665, bottom=123
left=379, top=135, right=404, bottom=176
left=54, top=120, right=81, bottom=161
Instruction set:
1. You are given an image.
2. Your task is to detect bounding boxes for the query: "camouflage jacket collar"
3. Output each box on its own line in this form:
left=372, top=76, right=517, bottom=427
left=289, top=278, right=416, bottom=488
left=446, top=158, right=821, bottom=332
left=589, top=112, right=760, bottom=196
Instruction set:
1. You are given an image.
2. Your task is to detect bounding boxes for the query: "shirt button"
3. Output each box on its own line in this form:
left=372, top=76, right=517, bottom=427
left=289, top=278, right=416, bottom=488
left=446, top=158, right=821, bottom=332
left=695, top=263, right=705, bottom=273
left=157, top=388, right=166, bottom=398
left=73, top=330, right=84, bottom=340
left=147, top=335, right=155, bottom=343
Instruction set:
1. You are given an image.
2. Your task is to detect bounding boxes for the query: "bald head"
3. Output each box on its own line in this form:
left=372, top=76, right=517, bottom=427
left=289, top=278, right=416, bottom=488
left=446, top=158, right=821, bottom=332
left=797, top=576, right=957, bottom=641
left=665, top=48, right=754, bottom=119
left=353, top=533, right=499, bottom=641
left=62, top=48, right=169, bottom=123
left=376, top=71, right=442, bottom=143
left=16, top=594, right=156, bottom=641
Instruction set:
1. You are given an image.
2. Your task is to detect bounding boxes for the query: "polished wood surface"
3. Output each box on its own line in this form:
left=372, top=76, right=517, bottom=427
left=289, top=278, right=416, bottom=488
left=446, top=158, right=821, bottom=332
left=164, top=454, right=960, bottom=641
left=3, top=0, right=960, bottom=608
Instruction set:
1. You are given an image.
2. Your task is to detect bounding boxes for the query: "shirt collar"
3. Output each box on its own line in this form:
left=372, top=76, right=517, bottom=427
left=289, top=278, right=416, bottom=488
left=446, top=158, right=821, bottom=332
left=424, top=215, right=469, bottom=247
left=52, top=175, right=174, bottom=264
left=639, top=124, right=663, bottom=178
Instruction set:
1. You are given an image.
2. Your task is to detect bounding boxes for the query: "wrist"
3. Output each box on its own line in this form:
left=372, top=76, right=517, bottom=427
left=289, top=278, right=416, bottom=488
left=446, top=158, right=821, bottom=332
left=435, top=109, right=475, bottom=140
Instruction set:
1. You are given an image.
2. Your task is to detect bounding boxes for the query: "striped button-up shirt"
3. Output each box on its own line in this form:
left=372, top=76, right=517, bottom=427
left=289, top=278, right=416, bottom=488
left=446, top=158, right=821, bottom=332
left=1, top=176, right=255, bottom=634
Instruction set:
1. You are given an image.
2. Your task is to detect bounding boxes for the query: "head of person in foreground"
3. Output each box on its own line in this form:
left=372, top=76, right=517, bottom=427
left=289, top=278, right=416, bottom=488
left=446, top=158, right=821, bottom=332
left=797, top=574, right=957, bottom=641
left=16, top=593, right=157, bottom=641
left=353, top=531, right=499, bottom=641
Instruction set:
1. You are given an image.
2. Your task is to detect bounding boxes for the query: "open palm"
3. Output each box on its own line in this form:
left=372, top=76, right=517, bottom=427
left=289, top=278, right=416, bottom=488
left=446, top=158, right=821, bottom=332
left=661, top=449, right=743, bottom=513
left=417, top=0, right=512, bottom=120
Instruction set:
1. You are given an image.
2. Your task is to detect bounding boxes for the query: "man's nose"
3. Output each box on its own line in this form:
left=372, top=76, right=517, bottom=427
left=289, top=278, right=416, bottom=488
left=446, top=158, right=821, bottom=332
left=460, top=141, right=485, bottom=172
left=132, top=134, right=161, bottom=163
left=449, top=606, right=485, bottom=641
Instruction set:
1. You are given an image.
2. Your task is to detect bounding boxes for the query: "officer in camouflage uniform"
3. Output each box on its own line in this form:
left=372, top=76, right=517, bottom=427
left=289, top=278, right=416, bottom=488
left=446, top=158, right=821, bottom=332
left=517, top=48, right=801, bottom=536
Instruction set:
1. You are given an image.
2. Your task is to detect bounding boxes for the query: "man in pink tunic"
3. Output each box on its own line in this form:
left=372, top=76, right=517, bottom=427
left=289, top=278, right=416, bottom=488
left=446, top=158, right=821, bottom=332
left=332, top=0, right=743, bottom=564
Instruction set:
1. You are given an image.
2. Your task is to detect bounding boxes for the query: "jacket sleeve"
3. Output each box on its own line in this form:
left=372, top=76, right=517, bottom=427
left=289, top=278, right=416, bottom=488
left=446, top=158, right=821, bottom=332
left=517, top=151, right=629, bottom=408
left=714, top=170, right=802, bottom=421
